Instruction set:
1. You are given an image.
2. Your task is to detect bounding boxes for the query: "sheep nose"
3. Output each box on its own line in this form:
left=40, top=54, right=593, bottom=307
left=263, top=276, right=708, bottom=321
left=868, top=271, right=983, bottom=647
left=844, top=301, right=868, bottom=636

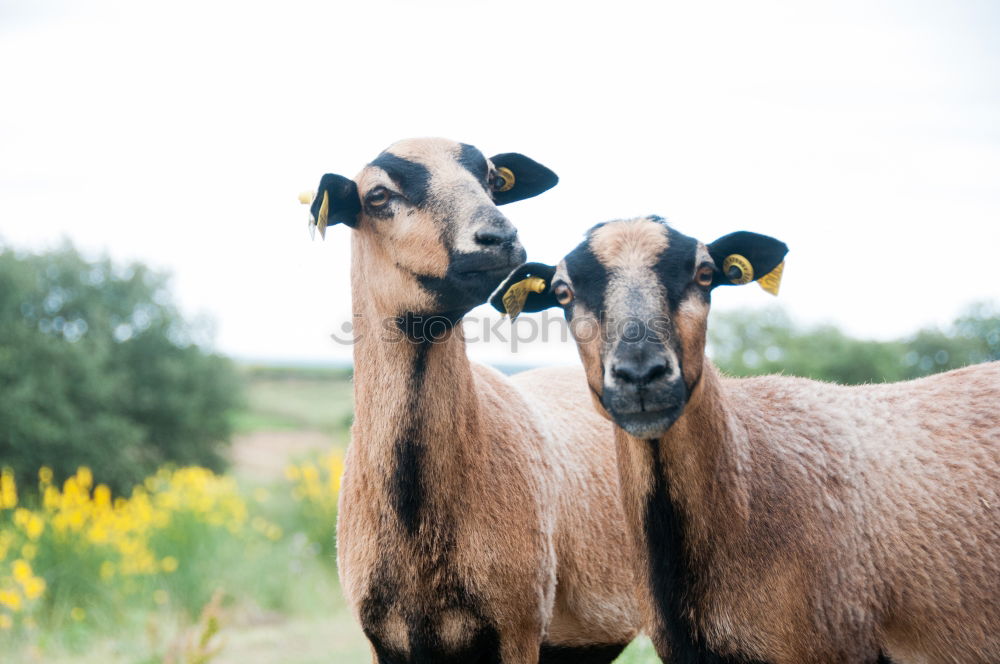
left=611, top=358, right=669, bottom=386
left=474, top=226, right=517, bottom=247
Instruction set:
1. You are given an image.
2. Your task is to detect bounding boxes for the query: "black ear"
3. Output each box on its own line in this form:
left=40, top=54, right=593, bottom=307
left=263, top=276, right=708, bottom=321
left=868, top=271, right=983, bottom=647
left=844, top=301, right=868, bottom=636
left=309, top=173, right=361, bottom=236
left=490, top=262, right=558, bottom=318
left=706, top=231, right=788, bottom=291
left=489, top=153, right=559, bottom=205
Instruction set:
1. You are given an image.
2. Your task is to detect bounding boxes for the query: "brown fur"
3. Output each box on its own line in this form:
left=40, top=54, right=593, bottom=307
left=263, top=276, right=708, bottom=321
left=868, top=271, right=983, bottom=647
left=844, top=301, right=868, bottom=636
left=615, top=363, right=1000, bottom=663
left=590, top=219, right=669, bottom=269
left=334, top=140, right=640, bottom=663
left=557, top=217, right=1000, bottom=663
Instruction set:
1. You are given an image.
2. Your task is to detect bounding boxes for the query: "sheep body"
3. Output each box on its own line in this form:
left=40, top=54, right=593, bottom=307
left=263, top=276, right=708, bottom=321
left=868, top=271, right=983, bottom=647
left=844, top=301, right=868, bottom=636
left=327, top=140, right=641, bottom=663
left=614, top=358, right=1000, bottom=663
left=338, top=340, right=641, bottom=662
left=494, top=217, right=1000, bottom=663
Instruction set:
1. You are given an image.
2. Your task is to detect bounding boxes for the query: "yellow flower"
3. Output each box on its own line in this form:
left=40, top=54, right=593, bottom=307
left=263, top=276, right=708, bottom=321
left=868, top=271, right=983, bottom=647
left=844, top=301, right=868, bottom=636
left=21, top=543, right=37, bottom=561
left=160, top=556, right=179, bottom=573
left=22, top=576, right=45, bottom=600
left=38, top=466, right=53, bottom=486
left=12, top=559, right=32, bottom=583
left=76, top=467, right=93, bottom=490
left=93, top=484, right=111, bottom=509
left=283, top=465, right=300, bottom=481
left=0, top=589, right=22, bottom=611
left=43, top=486, right=59, bottom=509
left=70, top=607, right=86, bottom=622
left=0, top=467, right=17, bottom=509
left=25, top=514, right=44, bottom=541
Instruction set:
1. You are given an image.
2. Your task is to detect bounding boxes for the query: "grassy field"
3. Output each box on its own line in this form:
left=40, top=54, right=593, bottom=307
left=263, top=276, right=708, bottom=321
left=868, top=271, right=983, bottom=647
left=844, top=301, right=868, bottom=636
left=3, top=365, right=660, bottom=663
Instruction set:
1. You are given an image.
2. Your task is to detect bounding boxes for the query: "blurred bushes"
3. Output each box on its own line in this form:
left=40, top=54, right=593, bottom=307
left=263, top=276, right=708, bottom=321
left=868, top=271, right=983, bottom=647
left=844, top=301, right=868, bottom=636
left=281, top=452, right=344, bottom=562
left=0, top=458, right=341, bottom=649
left=709, top=301, right=1000, bottom=384
left=0, top=243, right=242, bottom=493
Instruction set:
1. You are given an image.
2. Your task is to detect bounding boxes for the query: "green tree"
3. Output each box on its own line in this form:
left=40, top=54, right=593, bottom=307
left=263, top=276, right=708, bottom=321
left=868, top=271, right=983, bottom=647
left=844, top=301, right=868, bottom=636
left=898, top=301, right=1000, bottom=379
left=708, top=302, right=998, bottom=385
left=0, top=242, right=241, bottom=492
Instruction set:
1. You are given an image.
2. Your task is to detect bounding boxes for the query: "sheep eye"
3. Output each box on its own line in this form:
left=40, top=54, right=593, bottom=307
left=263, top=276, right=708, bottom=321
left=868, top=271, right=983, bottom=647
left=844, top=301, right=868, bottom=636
left=367, top=187, right=391, bottom=207
left=553, top=283, right=574, bottom=306
left=696, top=265, right=715, bottom=288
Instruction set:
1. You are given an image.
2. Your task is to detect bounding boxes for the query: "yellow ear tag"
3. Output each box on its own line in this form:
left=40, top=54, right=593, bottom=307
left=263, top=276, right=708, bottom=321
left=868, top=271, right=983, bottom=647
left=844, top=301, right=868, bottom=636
left=315, top=190, right=330, bottom=239
left=757, top=260, right=784, bottom=296
left=300, top=191, right=318, bottom=240
left=502, top=276, right=546, bottom=320
left=496, top=167, right=516, bottom=193
left=722, top=254, right=754, bottom=285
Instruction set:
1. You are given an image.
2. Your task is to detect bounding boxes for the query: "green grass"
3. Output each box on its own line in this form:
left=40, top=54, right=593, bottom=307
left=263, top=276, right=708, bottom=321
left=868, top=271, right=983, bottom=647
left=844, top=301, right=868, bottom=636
left=232, top=368, right=354, bottom=438
left=616, top=637, right=660, bottom=662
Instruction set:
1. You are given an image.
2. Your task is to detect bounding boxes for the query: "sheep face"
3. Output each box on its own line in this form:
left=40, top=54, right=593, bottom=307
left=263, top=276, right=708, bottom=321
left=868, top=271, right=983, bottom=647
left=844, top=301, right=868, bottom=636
left=492, top=217, right=787, bottom=438
left=309, top=138, right=557, bottom=318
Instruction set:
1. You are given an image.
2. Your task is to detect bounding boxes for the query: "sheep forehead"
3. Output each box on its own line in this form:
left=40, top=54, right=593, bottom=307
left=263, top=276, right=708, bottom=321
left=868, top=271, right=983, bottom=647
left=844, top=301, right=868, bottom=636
left=356, top=139, right=489, bottom=207
left=577, top=217, right=671, bottom=319
left=382, top=138, right=490, bottom=182
left=589, top=217, right=670, bottom=270
left=382, top=137, right=465, bottom=171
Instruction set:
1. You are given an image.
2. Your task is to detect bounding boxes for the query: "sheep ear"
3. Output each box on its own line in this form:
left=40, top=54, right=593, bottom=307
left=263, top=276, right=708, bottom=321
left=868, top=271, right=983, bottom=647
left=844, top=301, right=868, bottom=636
left=489, top=153, right=559, bottom=205
left=707, top=232, right=789, bottom=295
left=490, top=262, right=558, bottom=319
left=304, top=173, right=361, bottom=238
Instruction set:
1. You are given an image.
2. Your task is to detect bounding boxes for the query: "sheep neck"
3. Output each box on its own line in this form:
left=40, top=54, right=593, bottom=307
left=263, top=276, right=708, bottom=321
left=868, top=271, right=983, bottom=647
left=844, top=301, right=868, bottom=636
left=349, top=281, right=481, bottom=536
left=654, top=361, right=752, bottom=546
left=614, top=361, right=755, bottom=659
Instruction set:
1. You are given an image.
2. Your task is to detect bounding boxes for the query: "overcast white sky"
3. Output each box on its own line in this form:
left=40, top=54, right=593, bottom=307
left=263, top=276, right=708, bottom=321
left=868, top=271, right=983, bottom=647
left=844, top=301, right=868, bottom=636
left=1, top=0, right=998, bottom=365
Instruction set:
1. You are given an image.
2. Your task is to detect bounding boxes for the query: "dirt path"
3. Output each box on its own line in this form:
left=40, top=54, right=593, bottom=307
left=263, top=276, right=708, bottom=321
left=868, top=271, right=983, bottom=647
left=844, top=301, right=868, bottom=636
left=228, top=430, right=337, bottom=481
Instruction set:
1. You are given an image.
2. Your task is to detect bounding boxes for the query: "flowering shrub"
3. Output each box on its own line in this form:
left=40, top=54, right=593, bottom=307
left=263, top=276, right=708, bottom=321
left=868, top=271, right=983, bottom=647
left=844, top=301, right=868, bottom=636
left=0, top=456, right=344, bottom=640
left=282, top=452, right=344, bottom=561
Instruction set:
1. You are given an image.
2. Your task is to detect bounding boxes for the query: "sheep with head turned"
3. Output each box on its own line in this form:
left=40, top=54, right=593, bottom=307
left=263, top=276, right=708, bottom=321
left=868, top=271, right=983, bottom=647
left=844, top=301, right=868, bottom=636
left=309, top=139, right=642, bottom=664
left=493, top=215, right=1000, bottom=664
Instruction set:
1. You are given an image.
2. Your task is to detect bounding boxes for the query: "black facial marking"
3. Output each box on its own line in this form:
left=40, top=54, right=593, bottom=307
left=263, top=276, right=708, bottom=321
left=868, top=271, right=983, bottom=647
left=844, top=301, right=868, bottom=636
left=656, top=228, right=701, bottom=312
left=563, top=243, right=609, bottom=318
left=369, top=152, right=432, bottom=207
left=457, top=143, right=489, bottom=184
left=644, top=438, right=766, bottom=664
left=412, top=237, right=527, bottom=323
left=539, top=643, right=630, bottom=664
